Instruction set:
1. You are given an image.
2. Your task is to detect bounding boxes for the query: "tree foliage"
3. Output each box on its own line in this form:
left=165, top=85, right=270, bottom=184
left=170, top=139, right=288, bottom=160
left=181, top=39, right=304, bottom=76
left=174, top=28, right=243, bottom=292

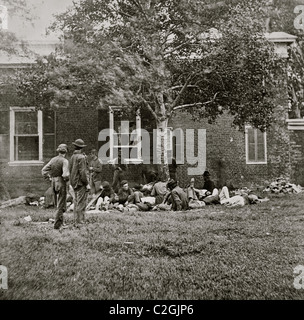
left=13, top=0, right=286, bottom=131
left=260, top=0, right=304, bottom=119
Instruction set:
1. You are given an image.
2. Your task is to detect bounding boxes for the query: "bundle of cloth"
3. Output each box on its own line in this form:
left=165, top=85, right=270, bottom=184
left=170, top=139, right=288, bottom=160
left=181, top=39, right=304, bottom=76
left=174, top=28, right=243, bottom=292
left=263, top=178, right=302, bottom=194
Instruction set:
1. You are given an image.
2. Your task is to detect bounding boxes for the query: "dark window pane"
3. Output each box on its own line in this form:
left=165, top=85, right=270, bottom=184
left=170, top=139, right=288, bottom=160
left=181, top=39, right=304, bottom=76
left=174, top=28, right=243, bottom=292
left=15, top=136, right=39, bottom=160
left=247, top=128, right=266, bottom=162
left=248, top=143, right=256, bottom=161
left=15, top=111, right=38, bottom=135
left=247, top=128, right=255, bottom=143
left=0, top=111, right=9, bottom=134
left=43, top=135, right=55, bottom=160
left=113, top=113, right=123, bottom=132
left=0, top=135, right=9, bottom=160
left=257, top=130, right=265, bottom=144
left=257, top=143, right=266, bottom=161
left=113, top=146, right=139, bottom=161
left=43, top=110, right=55, bottom=134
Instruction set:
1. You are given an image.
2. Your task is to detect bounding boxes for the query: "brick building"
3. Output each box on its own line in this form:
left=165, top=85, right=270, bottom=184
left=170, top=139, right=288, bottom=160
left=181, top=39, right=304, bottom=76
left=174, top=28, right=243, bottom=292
left=1, top=3, right=304, bottom=198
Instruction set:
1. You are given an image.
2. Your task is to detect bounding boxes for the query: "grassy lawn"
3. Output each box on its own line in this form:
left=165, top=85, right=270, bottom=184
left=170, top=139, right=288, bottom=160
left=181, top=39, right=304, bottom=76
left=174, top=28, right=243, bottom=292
left=1, top=192, right=304, bottom=300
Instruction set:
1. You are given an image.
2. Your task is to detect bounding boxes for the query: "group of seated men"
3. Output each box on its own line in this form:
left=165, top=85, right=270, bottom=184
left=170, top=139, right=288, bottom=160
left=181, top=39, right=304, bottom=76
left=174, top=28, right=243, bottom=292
left=89, top=170, right=265, bottom=213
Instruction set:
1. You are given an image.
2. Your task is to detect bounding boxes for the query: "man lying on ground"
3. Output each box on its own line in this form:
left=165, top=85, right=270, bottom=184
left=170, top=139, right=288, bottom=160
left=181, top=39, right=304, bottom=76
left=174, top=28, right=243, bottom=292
left=219, top=186, right=269, bottom=207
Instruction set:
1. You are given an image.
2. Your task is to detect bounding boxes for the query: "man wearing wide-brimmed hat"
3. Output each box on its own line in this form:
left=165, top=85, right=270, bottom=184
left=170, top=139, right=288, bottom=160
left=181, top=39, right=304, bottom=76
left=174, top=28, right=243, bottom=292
left=42, top=143, right=70, bottom=229
left=69, top=138, right=91, bottom=226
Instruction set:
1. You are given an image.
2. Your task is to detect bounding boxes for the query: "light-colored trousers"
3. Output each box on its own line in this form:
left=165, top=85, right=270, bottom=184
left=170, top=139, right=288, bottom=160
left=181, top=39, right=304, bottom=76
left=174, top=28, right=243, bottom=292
left=219, top=186, right=246, bottom=207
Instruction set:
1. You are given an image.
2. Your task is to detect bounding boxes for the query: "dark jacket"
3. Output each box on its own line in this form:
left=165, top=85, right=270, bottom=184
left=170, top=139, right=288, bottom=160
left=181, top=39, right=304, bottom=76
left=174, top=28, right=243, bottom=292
left=100, top=187, right=115, bottom=203
left=117, top=187, right=134, bottom=204
left=203, top=179, right=216, bottom=193
left=169, top=158, right=177, bottom=174
left=170, top=186, right=189, bottom=211
left=69, top=150, right=89, bottom=189
left=41, top=154, right=69, bottom=180
left=89, top=156, right=103, bottom=182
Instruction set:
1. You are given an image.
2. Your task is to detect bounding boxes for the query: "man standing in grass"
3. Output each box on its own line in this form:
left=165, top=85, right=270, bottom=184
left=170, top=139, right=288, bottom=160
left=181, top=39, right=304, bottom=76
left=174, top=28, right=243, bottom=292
left=88, top=149, right=103, bottom=195
left=69, top=139, right=91, bottom=227
left=42, top=143, right=70, bottom=229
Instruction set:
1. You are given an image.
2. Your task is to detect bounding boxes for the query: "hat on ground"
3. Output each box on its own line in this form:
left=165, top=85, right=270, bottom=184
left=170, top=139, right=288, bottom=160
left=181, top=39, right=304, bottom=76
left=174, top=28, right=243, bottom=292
left=56, top=144, right=68, bottom=153
left=72, top=139, right=87, bottom=148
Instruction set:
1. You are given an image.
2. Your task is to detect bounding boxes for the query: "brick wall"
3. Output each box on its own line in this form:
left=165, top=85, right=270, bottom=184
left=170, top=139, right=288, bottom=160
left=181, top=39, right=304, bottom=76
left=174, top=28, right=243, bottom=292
left=0, top=163, right=50, bottom=198
left=289, top=130, right=304, bottom=185
left=0, top=102, right=101, bottom=198
left=169, top=107, right=296, bottom=189
left=2, top=99, right=304, bottom=198
left=56, top=104, right=99, bottom=156
left=169, top=111, right=248, bottom=188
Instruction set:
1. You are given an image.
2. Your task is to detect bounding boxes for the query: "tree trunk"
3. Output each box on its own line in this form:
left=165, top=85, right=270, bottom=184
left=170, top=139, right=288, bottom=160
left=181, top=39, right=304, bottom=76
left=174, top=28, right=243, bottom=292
left=156, top=118, right=170, bottom=181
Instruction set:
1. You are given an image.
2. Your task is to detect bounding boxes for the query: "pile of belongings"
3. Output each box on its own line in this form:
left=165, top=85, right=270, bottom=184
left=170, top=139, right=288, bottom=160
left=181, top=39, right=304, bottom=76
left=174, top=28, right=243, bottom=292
left=263, top=178, right=302, bottom=194
left=230, top=186, right=252, bottom=197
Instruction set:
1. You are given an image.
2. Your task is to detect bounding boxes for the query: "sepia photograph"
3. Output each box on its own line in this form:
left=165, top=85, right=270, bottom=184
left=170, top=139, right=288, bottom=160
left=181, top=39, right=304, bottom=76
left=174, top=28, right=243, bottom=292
left=1, top=0, right=304, bottom=311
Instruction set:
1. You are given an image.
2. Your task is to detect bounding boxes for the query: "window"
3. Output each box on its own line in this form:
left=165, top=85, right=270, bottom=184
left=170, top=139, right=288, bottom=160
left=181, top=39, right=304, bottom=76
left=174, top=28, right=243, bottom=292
left=109, top=106, right=142, bottom=164
left=0, top=111, right=9, bottom=161
left=100, top=106, right=180, bottom=165
left=9, top=107, right=55, bottom=165
left=245, top=126, right=267, bottom=164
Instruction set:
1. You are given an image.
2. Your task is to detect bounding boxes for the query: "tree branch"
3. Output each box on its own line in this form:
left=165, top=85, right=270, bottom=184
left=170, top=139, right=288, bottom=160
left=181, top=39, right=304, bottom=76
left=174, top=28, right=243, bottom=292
left=164, top=27, right=213, bottom=56
left=129, top=0, right=149, bottom=22
left=141, top=98, right=158, bottom=121
left=172, top=92, right=219, bottom=111
left=164, top=39, right=193, bottom=56
left=161, top=25, right=177, bottom=48
left=109, top=2, right=133, bottom=19
left=173, top=102, right=203, bottom=111
left=170, top=85, right=199, bottom=90
left=171, top=75, right=193, bottom=110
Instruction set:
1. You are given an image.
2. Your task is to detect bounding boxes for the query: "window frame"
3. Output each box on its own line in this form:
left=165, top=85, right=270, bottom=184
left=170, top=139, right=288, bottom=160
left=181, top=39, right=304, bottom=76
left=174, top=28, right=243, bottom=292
left=108, top=106, right=143, bottom=165
left=42, top=109, right=56, bottom=160
left=245, top=125, right=267, bottom=165
left=9, top=107, right=44, bottom=166
left=0, top=110, right=9, bottom=162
